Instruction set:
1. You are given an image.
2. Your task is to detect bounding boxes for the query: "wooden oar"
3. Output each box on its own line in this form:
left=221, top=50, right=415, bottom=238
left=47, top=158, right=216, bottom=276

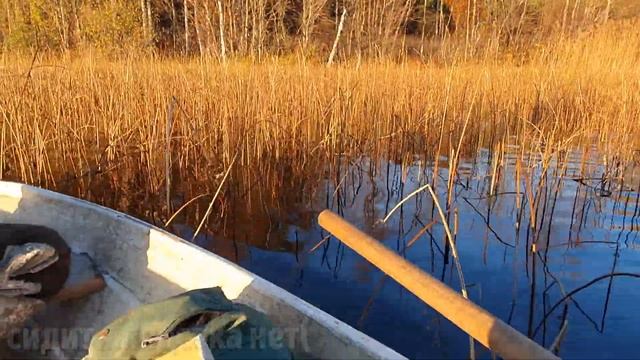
left=318, top=210, right=559, bottom=360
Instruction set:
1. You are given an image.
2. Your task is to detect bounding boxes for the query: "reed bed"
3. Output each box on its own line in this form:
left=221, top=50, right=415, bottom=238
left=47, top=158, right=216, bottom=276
left=0, top=19, right=638, bottom=230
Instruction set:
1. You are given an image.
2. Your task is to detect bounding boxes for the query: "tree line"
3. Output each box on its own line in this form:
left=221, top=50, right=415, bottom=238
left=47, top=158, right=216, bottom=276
left=0, top=0, right=617, bottom=58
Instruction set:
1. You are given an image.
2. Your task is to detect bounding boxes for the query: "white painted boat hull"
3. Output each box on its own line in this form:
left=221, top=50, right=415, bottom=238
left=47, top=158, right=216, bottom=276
left=0, top=181, right=405, bottom=359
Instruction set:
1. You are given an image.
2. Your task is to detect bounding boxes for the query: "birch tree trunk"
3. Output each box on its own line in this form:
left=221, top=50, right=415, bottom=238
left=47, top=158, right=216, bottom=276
left=327, top=7, right=347, bottom=66
left=193, top=0, right=203, bottom=56
left=184, top=0, right=190, bottom=54
left=146, top=0, right=153, bottom=42
left=140, top=0, right=147, bottom=38
left=243, top=0, right=249, bottom=53
left=170, top=0, right=177, bottom=47
left=603, top=0, right=612, bottom=23
left=203, top=0, right=215, bottom=54
left=217, top=0, right=226, bottom=61
left=58, top=0, right=68, bottom=50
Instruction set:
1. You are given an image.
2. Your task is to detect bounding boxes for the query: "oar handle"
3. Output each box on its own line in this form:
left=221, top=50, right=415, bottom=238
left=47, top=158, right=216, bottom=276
left=318, top=210, right=559, bottom=360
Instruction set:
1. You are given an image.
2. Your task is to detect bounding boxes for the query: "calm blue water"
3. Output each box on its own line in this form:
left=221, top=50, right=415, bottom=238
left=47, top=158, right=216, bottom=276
left=182, top=148, right=640, bottom=359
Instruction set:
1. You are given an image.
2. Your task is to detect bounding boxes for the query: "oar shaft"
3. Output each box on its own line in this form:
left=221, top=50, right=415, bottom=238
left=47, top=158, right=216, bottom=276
left=318, top=210, right=559, bottom=360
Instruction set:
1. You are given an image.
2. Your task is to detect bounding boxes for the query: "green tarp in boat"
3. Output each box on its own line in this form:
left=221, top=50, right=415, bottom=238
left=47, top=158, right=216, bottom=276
left=85, top=287, right=293, bottom=360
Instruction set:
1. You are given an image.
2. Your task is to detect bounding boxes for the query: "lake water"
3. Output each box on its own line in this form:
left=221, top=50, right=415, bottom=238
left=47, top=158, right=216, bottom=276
left=68, top=145, right=640, bottom=358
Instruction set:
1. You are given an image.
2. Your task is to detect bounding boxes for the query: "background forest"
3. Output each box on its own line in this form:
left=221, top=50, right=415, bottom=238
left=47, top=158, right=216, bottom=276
left=1, top=0, right=638, bottom=60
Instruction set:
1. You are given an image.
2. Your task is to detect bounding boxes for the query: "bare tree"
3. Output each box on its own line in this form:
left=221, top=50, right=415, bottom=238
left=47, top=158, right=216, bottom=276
left=70, top=0, right=81, bottom=46
left=57, top=0, right=68, bottom=50
left=147, top=0, right=153, bottom=43
left=203, top=0, right=216, bottom=54
left=184, top=0, right=190, bottom=54
left=217, top=0, right=226, bottom=60
left=327, top=7, right=347, bottom=65
left=301, top=0, right=329, bottom=51
left=193, top=0, right=203, bottom=56
left=603, top=0, right=612, bottom=23
left=170, top=0, right=177, bottom=46
left=141, top=0, right=147, bottom=38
